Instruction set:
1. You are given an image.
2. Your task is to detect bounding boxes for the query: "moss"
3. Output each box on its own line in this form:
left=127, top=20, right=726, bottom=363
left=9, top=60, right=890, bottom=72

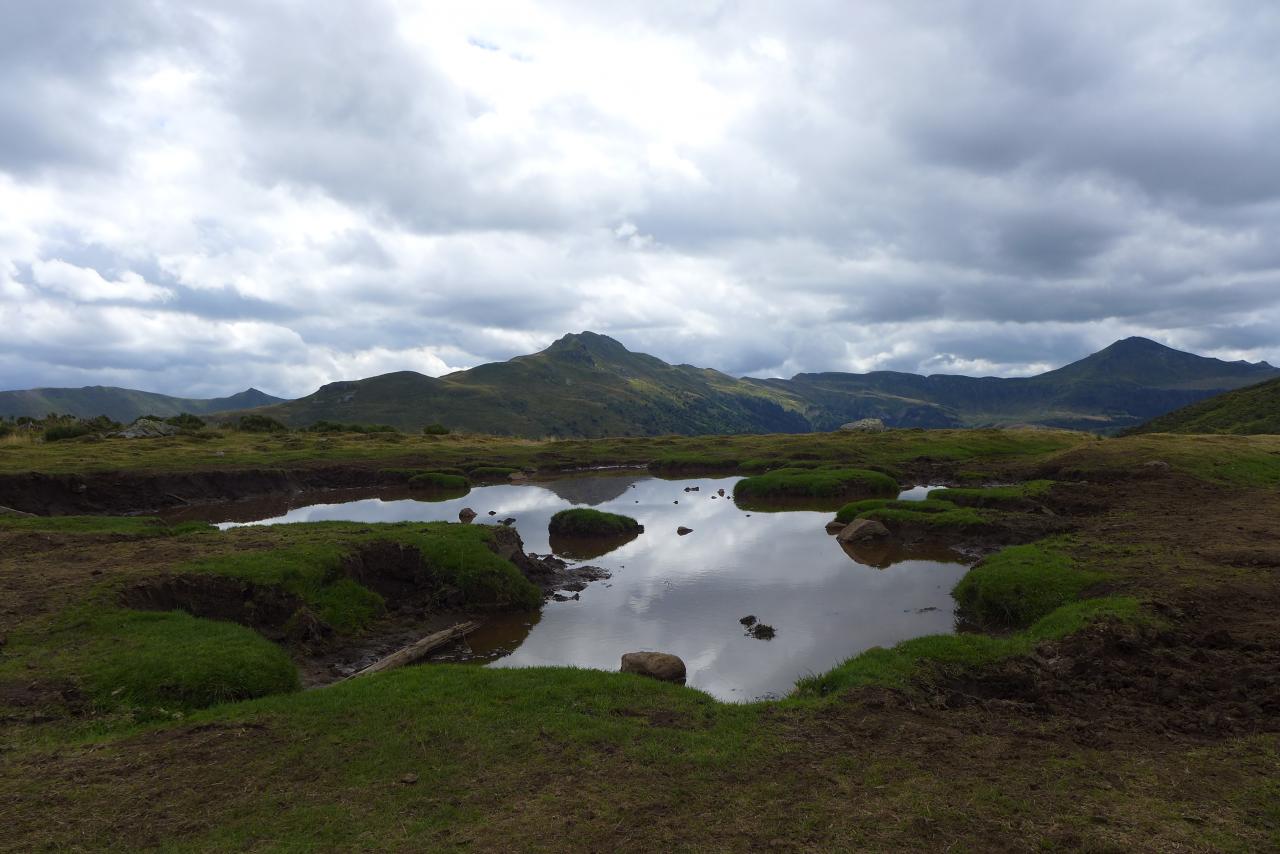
left=467, top=466, right=519, bottom=479
left=794, top=596, right=1144, bottom=698
left=952, top=541, right=1105, bottom=629
left=548, top=508, right=643, bottom=537
left=859, top=505, right=989, bottom=529
left=734, top=467, right=898, bottom=501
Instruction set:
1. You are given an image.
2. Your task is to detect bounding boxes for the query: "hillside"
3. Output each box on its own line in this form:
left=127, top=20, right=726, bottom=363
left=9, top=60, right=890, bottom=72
left=0, top=386, right=282, bottom=423
left=236, top=332, right=815, bottom=437
left=228, top=333, right=1278, bottom=437
left=1127, top=375, right=1280, bottom=434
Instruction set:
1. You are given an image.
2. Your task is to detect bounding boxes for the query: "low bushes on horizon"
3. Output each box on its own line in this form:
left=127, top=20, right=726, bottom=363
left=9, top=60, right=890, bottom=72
left=422, top=423, right=451, bottom=436
left=236, top=414, right=290, bottom=434
left=307, top=420, right=398, bottom=434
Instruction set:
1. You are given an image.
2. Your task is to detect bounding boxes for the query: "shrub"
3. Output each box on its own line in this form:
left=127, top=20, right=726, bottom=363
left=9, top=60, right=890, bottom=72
left=408, top=472, right=470, bottom=491
left=548, top=508, right=643, bottom=537
left=44, top=423, right=97, bottom=442
left=164, top=413, right=206, bottom=430
left=237, top=414, right=289, bottom=433
left=734, top=467, right=898, bottom=500
left=423, top=423, right=450, bottom=435
left=952, top=542, right=1104, bottom=629
left=0, top=422, right=12, bottom=439
left=308, top=420, right=397, bottom=434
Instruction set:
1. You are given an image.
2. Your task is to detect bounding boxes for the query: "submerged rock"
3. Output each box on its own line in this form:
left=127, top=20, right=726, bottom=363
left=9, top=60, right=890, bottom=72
left=677, top=526, right=693, bottom=536
left=836, top=518, right=891, bottom=543
left=739, top=615, right=757, bottom=627
left=748, top=623, right=776, bottom=640
left=620, top=651, right=687, bottom=684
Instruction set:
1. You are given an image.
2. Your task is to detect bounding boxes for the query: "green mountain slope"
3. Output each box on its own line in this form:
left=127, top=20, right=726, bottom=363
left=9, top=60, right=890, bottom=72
left=1126, top=376, right=1280, bottom=434
left=239, top=332, right=814, bottom=437
left=229, top=333, right=1277, bottom=438
left=0, top=386, right=282, bottom=422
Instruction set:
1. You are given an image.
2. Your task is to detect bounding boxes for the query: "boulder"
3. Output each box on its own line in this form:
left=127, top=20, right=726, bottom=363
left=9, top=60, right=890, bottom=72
left=836, top=518, right=891, bottom=543
left=839, top=418, right=888, bottom=433
left=824, top=519, right=846, bottom=534
left=112, top=419, right=180, bottom=439
left=458, top=507, right=477, bottom=523
left=508, top=471, right=529, bottom=482
left=620, top=651, right=686, bottom=684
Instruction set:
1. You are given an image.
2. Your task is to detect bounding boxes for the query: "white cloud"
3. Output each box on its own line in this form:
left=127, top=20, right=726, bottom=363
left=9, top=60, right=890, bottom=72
left=0, top=0, right=1278, bottom=397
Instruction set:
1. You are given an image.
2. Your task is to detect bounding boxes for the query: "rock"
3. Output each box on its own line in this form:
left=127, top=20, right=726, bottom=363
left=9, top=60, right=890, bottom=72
left=673, top=500, right=679, bottom=504
left=0, top=505, right=35, bottom=518
left=824, top=519, right=846, bottom=534
left=718, top=489, right=725, bottom=496
left=458, top=507, right=477, bottom=523
left=508, top=471, right=529, bottom=482
left=739, top=615, right=757, bottom=627
left=749, top=623, right=776, bottom=640
left=839, top=418, right=888, bottom=433
left=488, top=510, right=497, bottom=516
left=836, top=518, right=891, bottom=543
left=399, top=773, right=419, bottom=785
left=111, top=418, right=180, bottom=439
left=1142, top=460, right=1171, bottom=472
left=620, top=652, right=687, bottom=684
left=501, top=517, right=516, bottom=526
left=677, top=526, right=693, bottom=536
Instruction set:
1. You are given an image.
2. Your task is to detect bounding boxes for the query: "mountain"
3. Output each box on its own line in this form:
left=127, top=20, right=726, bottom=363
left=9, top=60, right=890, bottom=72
left=228, top=333, right=1279, bottom=437
left=1126, top=375, right=1280, bottom=435
left=235, top=332, right=811, bottom=437
left=0, top=386, right=283, bottom=423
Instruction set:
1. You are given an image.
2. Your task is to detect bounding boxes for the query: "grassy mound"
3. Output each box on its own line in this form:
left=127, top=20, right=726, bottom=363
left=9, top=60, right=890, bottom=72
left=795, top=596, right=1142, bottom=698
left=833, top=498, right=961, bottom=524
left=734, top=467, right=898, bottom=501
left=548, top=508, right=643, bottom=537
left=182, top=523, right=541, bottom=630
left=0, top=515, right=213, bottom=537
left=408, top=471, right=470, bottom=491
left=952, top=541, right=1105, bottom=629
left=927, top=480, right=1053, bottom=508
left=37, top=609, right=299, bottom=713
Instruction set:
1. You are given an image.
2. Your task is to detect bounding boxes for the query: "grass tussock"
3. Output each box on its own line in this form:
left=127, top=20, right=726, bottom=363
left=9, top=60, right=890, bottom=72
left=927, top=480, right=1054, bottom=508
left=548, top=508, right=643, bottom=537
left=408, top=471, right=470, bottom=491
left=952, top=541, right=1105, bottom=629
left=734, top=467, right=898, bottom=501
left=794, top=596, right=1143, bottom=699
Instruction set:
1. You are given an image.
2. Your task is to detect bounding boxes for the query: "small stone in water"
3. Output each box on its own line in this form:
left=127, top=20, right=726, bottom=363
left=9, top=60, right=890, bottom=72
left=739, top=615, right=757, bottom=627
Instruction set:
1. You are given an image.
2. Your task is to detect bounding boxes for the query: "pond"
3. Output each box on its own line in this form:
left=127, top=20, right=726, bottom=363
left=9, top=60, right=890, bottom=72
left=200, top=473, right=971, bottom=701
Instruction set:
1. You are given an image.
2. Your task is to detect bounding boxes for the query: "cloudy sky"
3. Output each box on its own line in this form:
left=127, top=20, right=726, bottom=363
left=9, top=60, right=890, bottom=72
left=2, top=1, right=1279, bottom=398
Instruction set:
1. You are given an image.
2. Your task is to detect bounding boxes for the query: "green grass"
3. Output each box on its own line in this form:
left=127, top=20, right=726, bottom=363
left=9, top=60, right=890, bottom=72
left=833, top=498, right=961, bottom=523
left=4, top=608, right=299, bottom=714
left=927, top=479, right=1054, bottom=507
left=181, top=522, right=541, bottom=631
left=859, top=505, right=989, bottom=529
left=0, top=515, right=213, bottom=536
left=952, top=541, right=1105, bottom=629
left=794, top=596, right=1143, bottom=698
left=408, top=471, right=470, bottom=490
left=734, top=467, right=898, bottom=501
left=548, top=508, right=642, bottom=537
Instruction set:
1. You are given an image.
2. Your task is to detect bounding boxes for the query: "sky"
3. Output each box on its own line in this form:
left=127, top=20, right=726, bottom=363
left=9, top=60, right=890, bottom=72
left=2, top=0, right=1279, bottom=399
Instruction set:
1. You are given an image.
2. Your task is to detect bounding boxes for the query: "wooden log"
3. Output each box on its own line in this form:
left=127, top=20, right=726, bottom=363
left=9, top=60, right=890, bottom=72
left=346, top=621, right=480, bottom=679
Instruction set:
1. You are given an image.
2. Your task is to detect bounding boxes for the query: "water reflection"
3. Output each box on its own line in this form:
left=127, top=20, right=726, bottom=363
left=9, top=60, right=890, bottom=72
left=200, top=475, right=970, bottom=701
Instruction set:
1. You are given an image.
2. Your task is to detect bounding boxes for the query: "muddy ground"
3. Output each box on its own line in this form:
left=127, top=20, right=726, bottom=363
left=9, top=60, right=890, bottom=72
left=1, top=452, right=1278, bottom=850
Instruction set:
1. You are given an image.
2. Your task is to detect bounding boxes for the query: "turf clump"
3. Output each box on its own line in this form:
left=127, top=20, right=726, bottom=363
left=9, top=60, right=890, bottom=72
left=833, top=498, right=960, bottom=523
left=548, top=508, right=643, bottom=537
left=794, top=596, right=1143, bottom=699
left=735, top=467, right=898, bottom=500
left=28, top=609, right=300, bottom=713
left=408, top=471, right=470, bottom=491
left=952, top=541, right=1105, bottom=629
left=467, top=465, right=520, bottom=479
left=927, top=480, right=1054, bottom=508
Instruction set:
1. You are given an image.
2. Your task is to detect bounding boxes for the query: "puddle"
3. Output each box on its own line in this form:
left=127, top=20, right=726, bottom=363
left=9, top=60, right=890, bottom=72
left=183, top=474, right=969, bottom=701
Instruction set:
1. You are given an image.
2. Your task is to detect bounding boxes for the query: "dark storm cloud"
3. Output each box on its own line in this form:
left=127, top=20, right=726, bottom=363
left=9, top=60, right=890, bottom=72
left=0, top=0, right=1278, bottom=396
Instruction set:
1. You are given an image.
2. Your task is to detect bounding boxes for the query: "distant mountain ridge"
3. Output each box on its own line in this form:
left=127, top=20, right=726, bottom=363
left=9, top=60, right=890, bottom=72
left=0, top=386, right=283, bottom=423
left=225, top=333, right=1279, bottom=437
